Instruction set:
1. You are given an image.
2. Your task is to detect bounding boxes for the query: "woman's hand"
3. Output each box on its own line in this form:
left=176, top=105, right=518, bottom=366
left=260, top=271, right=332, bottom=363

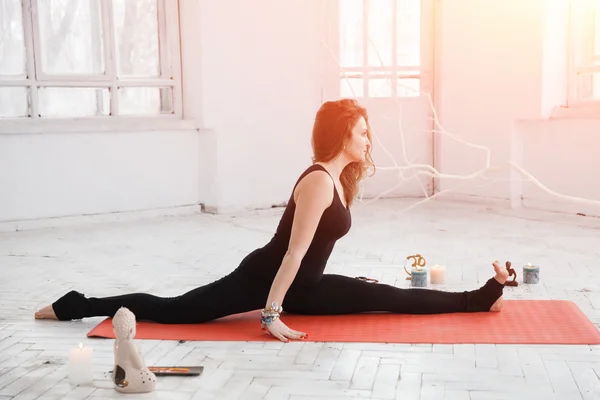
left=266, top=318, right=308, bottom=342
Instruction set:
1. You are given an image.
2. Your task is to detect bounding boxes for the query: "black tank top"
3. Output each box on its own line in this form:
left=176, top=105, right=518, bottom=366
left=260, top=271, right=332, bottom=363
left=237, top=164, right=352, bottom=287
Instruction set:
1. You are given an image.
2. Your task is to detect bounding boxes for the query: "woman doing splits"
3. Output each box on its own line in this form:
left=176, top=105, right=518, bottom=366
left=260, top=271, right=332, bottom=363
left=35, top=99, right=508, bottom=343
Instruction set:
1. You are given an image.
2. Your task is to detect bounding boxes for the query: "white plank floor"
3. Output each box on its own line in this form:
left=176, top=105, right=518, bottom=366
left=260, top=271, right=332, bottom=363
left=1, top=198, right=600, bottom=399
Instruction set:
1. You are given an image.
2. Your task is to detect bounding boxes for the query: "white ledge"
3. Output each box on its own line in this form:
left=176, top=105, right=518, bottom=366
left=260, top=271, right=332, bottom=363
left=0, top=116, right=199, bottom=135
left=549, top=102, right=600, bottom=119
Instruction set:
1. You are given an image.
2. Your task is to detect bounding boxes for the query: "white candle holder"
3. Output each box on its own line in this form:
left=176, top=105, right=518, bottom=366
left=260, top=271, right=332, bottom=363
left=523, top=263, right=540, bottom=284
left=410, top=268, right=428, bottom=287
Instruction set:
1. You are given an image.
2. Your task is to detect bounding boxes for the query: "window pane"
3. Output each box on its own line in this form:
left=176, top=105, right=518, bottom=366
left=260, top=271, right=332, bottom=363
left=367, top=0, right=393, bottom=67
left=36, top=0, right=104, bottom=75
left=340, top=0, right=363, bottom=68
left=578, top=72, right=600, bottom=100
left=0, top=87, right=28, bottom=117
left=118, top=87, right=172, bottom=115
left=397, top=75, right=420, bottom=97
left=0, top=0, right=26, bottom=76
left=112, top=0, right=160, bottom=77
left=369, top=73, right=392, bottom=97
left=340, top=76, right=363, bottom=98
left=397, top=0, right=421, bottom=66
left=39, top=87, right=109, bottom=117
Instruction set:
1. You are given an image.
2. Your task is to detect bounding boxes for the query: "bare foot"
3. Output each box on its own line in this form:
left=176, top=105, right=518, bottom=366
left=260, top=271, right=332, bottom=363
left=34, top=305, right=58, bottom=320
left=490, top=261, right=509, bottom=312
left=489, top=296, right=503, bottom=312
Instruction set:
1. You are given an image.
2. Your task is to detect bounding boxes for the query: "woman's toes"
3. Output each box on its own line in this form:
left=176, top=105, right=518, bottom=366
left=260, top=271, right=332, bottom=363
left=493, top=261, right=509, bottom=284
left=34, top=305, right=58, bottom=320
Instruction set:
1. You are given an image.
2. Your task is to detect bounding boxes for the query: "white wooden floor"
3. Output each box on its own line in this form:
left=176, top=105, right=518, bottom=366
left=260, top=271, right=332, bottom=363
left=1, top=198, right=600, bottom=399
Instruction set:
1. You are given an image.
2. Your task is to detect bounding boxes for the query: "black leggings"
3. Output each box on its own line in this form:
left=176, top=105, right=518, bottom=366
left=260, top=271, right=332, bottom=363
left=51, top=268, right=504, bottom=323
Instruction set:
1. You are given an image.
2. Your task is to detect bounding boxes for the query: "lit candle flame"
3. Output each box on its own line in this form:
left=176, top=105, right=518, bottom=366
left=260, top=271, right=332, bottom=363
left=78, top=343, right=83, bottom=350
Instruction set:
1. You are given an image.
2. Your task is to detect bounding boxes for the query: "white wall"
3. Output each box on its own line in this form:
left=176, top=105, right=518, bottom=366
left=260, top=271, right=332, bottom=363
left=515, top=119, right=600, bottom=217
left=435, top=0, right=600, bottom=216
left=0, top=129, right=200, bottom=222
left=188, top=0, right=325, bottom=213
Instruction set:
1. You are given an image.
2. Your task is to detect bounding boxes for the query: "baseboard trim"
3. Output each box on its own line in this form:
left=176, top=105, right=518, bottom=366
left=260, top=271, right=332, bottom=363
left=521, top=198, right=600, bottom=218
left=428, top=193, right=512, bottom=208
left=199, top=202, right=287, bottom=215
left=0, top=204, right=202, bottom=233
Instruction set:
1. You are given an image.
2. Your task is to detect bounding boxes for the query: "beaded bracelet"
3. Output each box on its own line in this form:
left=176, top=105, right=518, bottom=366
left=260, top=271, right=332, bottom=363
left=263, top=301, right=283, bottom=315
left=260, top=301, right=283, bottom=329
left=260, top=313, right=279, bottom=329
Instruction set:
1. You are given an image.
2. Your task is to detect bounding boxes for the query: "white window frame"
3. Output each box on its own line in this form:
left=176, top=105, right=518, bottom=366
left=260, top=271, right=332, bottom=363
left=0, top=0, right=187, bottom=133
left=337, top=0, right=430, bottom=99
left=566, top=0, right=600, bottom=108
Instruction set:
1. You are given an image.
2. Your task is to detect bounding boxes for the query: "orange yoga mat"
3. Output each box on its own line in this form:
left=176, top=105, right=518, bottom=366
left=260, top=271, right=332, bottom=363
left=87, top=300, right=600, bottom=344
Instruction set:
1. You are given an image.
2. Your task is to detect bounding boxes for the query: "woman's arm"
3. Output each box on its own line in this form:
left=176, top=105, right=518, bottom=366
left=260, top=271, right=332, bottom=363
left=261, top=170, right=334, bottom=341
left=265, top=170, right=334, bottom=308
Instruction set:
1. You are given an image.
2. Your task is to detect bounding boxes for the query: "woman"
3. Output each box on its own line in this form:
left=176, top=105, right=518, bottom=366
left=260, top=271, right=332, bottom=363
left=35, top=99, right=508, bottom=343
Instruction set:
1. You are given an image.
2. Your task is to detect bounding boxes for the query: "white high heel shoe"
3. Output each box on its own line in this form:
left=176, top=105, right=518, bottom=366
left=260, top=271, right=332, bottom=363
left=112, top=307, right=156, bottom=393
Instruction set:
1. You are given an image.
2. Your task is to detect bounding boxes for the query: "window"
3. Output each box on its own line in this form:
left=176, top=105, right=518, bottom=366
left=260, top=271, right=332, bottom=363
left=339, top=0, right=422, bottom=98
left=568, top=0, right=600, bottom=104
left=0, top=0, right=181, bottom=119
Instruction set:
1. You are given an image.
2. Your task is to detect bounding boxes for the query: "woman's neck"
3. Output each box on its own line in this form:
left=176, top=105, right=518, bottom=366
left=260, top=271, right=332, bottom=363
left=315, top=156, right=351, bottom=180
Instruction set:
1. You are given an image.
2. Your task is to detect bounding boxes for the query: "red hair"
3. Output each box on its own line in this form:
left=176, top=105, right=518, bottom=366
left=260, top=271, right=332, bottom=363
left=311, top=99, right=375, bottom=207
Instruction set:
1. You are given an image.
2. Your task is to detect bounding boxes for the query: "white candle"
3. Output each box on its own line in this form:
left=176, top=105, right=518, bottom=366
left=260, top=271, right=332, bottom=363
left=430, top=264, right=446, bottom=284
left=68, top=343, right=93, bottom=385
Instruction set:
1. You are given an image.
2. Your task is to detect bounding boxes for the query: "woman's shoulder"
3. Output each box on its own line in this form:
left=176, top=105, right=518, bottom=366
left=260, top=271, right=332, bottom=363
left=294, top=164, right=333, bottom=188
left=292, top=164, right=334, bottom=205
